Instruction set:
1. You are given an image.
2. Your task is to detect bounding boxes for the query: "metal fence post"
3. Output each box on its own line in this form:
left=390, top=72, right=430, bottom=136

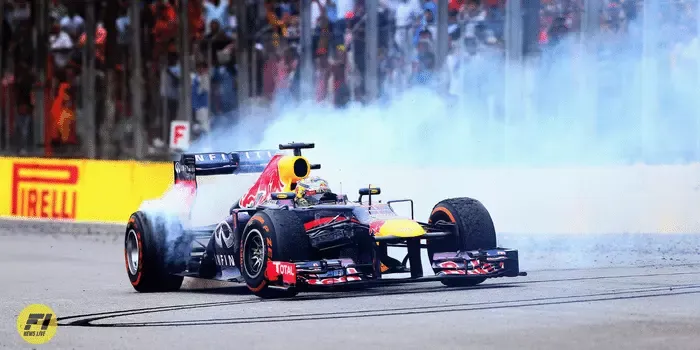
left=696, top=0, right=700, bottom=160
left=641, top=0, right=659, bottom=161
left=160, top=57, right=168, bottom=143
left=403, top=24, right=413, bottom=89
left=33, top=0, right=48, bottom=156
left=83, top=0, right=97, bottom=159
left=365, top=0, right=378, bottom=102
left=178, top=0, right=192, bottom=126
left=504, top=0, right=523, bottom=162
left=206, top=37, right=213, bottom=117
left=436, top=0, right=448, bottom=70
left=581, top=0, right=601, bottom=140
left=236, top=0, right=250, bottom=116
left=300, top=0, right=314, bottom=102
left=130, top=0, right=144, bottom=160
left=0, top=0, right=4, bottom=151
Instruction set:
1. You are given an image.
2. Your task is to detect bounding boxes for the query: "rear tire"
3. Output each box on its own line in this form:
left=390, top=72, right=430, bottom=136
left=239, top=209, right=311, bottom=298
left=427, top=197, right=497, bottom=287
left=124, top=211, right=188, bottom=292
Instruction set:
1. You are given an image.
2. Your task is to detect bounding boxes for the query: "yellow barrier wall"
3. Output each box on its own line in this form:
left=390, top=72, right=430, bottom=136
left=0, top=157, right=173, bottom=223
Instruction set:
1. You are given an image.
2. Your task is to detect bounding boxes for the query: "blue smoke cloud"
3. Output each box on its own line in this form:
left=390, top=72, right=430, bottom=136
left=190, top=1, right=700, bottom=169
left=153, top=1, right=700, bottom=273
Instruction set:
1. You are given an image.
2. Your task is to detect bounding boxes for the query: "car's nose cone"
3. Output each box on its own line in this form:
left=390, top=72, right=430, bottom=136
left=371, top=218, right=426, bottom=238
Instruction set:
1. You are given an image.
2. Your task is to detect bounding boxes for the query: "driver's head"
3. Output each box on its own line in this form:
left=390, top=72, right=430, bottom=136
left=294, top=176, right=334, bottom=207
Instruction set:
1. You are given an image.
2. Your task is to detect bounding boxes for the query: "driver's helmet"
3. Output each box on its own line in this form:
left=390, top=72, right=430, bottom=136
left=294, top=176, right=334, bottom=207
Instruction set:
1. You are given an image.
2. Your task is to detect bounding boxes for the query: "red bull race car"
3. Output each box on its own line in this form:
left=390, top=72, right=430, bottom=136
left=124, top=142, right=525, bottom=298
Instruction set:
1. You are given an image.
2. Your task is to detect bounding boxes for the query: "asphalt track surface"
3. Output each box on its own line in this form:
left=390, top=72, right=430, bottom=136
left=1, top=230, right=700, bottom=350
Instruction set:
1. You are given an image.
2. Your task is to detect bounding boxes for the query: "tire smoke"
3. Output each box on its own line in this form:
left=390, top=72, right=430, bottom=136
left=154, top=4, right=700, bottom=270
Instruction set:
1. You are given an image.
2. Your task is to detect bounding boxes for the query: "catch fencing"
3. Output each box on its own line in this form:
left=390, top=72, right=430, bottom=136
left=1, top=0, right=700, bottom=164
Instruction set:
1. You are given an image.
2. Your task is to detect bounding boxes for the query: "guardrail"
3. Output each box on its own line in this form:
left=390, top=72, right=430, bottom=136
left=0, top=217, right=122, bottom=236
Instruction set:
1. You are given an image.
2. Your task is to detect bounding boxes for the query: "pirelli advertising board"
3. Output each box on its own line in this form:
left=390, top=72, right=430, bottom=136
left=11, top=163, right=79, bottom=219
left=0, top=157, right=173, bottom=223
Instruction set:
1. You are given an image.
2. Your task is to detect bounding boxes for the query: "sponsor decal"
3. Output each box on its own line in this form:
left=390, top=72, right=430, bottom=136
left=266, top=261, right=296, bottom=285
left=11, top=163, right=79, bottom=219
left=306, top=276, right=362, bottom=285
left=173, top=161, right=196, bottom=183
left=169, top=121, right=190, bottom=150
left=214, top=221, right=235, bottom=249
left=16, top=304, right=58, bottom=345
left=437, top=261, right=459, bottom=269
left=194, top=153, right=230, bottom=163
left=215, top=254, right=237, bottom=266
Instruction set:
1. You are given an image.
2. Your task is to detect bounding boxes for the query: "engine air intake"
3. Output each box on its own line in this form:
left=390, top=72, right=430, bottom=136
left=278, top=156, right=311, bottom=191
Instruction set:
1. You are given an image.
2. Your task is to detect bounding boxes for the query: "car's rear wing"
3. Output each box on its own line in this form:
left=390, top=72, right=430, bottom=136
left=173, top=149, right=279, bottom=184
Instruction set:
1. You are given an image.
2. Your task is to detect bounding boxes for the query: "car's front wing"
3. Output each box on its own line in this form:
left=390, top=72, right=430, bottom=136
left=264, top=247, right=524, bottom=290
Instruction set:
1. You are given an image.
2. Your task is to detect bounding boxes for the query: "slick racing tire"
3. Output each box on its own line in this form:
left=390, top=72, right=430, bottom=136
left=427, top=197, right=497, bottom=287
left=240, top=209, right=311, bottom=298
left=124, top=211, right=189, bottom=292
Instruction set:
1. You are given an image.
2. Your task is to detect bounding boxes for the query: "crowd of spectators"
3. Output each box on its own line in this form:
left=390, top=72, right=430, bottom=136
left=0, top=0, right=690, bottom=160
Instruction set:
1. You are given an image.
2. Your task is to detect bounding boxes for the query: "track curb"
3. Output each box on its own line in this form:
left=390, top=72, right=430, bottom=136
left=0, top=217, right=122, bottom=236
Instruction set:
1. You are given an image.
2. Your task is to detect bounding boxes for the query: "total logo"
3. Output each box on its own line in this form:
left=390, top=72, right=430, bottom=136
left=272, top=261, right=295, bottom=277
left=266, top=261, right=297, bottom=285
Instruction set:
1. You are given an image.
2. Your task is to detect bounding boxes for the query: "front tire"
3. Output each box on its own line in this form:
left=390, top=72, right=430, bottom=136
left=239, top=209, right=311, bottom=298
left=427, top=197, right=497, bottom=287
left=124, top=211, right=187, bottom=292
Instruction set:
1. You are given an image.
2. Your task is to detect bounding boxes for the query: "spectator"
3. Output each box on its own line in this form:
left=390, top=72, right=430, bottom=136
left=12, top=60, right=33, bottom=154
left=201, top=20, right=234, bottom=67
left=262, top=41, right=280, bottom=103
left=461, top=0, right=487, bottom=40
left=547, top=16, right=569, bottom=47
left=190, top=0, right=206, bottom=41
left=2, top=4, right=12, bottom=72
left=164, top=52, right=181, bottom=123
left=314, top=13, right=332, bottom=56
left=412, top=47, right=435, bottom=86
left=191, top=60, right=211, bottom=134
left=9, top=0, right=673, bottom=161
left=330, top=44, right=350, bottom=108
left=271, top=44, right=299, bottom=107
left=116, top=5, right=131, bottom=46
left=78, top=22, right=107, bottom=70
left=204, top=0, right=230, bottom=35
left=151, top=1, right=178, bottom=62
left=394, top=0, right=421, bottom=53
left=49, top=22, right=73, bottom=76
left=49, top=81, right=77, bottom=146
left=8, top=0, right=31, bottom=30
left=60, top=5, right=84, bottom=40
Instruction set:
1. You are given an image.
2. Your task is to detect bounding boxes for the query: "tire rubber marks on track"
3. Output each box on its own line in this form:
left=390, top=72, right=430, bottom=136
left=58, top=284, right=700, bottom=328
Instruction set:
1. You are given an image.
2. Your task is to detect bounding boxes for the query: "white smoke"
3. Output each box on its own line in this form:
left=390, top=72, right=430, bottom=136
left=147, top=2, right=700, bottom=271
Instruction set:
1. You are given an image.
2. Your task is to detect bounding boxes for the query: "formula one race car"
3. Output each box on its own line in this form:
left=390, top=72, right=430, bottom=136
left=124, top=142, right=524, bottom=298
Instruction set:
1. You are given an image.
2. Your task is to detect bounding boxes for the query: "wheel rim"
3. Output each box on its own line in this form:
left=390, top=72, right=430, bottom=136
left=126, top=229, right=140, bottom=275
left=243, top=229, right=265, bottom=279
left=428, top=213, right=457, bottom=262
